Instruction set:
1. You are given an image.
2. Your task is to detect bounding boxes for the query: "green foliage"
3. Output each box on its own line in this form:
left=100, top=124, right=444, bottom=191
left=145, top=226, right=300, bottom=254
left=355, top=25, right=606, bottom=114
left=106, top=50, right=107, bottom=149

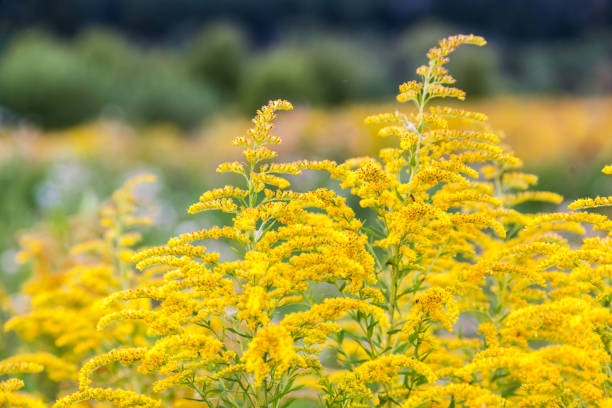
left=74, top=28, right=141, bottom=73
left=0, top=159, right=47, bottom=292
left=239, top=47, right=317, bottom=113
left=123, top=71, right=218, bottom=127
left=447, top=45, right=500, bottom=97
left=0, top=30, right=218, bottom=129
left=239, top=38, right=387, bottom=113
left=186, top=22, right=247, bottom=95
left=0, top=31, right=111, bottom=127
left=0, top=23, right=609, bottom=129
left=301, top=38, right=388, bottom=104
left=516, top=37, right=612, bottom=94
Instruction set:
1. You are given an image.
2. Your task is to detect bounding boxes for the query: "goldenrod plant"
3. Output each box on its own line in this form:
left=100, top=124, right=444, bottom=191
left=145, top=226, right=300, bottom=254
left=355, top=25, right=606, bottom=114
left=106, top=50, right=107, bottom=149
left=52, top=99, right=378, bottom=407
left=0, top=353, right=75, bottom=408
left=2, top=175, right=159, bottom=406
left=315, top=34, right=611, bottom=407
left=1, top=34, right=611, bottom=408
left=6, top=175, right=157, bottom=359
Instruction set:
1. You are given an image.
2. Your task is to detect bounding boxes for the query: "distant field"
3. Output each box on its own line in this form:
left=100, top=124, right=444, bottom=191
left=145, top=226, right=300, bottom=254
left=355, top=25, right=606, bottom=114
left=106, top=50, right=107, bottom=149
left=0, top=96, right=610, bottom=284
left=3, top=96, right=611, bottom=166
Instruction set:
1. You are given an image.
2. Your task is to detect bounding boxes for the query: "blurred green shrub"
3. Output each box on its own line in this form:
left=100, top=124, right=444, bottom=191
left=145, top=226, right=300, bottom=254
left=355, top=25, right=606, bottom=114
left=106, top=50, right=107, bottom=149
left=239, top=46, right=316, bottom=113
left=302, top=38, right=388, bottom=104
left=239, top=38, right=387, bottom=113
left=75, top=28, right=141, bottom=73
left=516, top=37, right=612, bottom=94
left=124, top=72, right=218, bottom=128
left=0, top=31, right=111, bottom=127
left=185, top=23, right=247, bottom=96
left=0, top=29, right=219, bottom=128
left=447, top=45, right=500, bottom=97
left=0, top=159, right=46, bottom=251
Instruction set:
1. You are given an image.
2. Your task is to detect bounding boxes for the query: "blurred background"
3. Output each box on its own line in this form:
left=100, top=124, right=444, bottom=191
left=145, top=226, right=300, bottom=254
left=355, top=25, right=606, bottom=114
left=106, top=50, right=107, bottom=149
left=0, top=0, right=611, bottom=290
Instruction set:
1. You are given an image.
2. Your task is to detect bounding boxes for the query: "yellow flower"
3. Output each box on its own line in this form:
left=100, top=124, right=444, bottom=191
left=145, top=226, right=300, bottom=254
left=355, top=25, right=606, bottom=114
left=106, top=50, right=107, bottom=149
left=242, top=324, right=298, bottom=386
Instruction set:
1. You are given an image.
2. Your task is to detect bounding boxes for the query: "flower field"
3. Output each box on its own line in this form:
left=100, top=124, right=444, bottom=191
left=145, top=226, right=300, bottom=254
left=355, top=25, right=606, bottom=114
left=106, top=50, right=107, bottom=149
left=0, top=35, right=611, bottom=408
left=3, top=96, right=612, bottom=170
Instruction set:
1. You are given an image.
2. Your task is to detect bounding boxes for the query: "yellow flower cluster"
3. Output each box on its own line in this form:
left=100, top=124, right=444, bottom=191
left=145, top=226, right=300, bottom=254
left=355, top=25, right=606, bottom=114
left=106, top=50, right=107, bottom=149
left=1, top=34, right=611, bottom=408
left=1, top=175, right=174, bottom=406
left=6, top=174, right=156, bottom=359
left=0, top=353, right=73, bottom=408
left=314, top=35, right=612, bottom=407
left=51, top=99, right=376, bottom=407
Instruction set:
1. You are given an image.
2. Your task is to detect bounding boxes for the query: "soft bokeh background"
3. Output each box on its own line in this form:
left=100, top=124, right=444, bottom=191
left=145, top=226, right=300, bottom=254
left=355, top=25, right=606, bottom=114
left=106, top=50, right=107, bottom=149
left=1, top=0, right=611, bottom=292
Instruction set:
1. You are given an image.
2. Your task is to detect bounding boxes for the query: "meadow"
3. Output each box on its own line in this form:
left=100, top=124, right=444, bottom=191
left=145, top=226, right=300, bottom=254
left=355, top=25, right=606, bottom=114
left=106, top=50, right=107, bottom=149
left=0, top=35, right=611, bottom=407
